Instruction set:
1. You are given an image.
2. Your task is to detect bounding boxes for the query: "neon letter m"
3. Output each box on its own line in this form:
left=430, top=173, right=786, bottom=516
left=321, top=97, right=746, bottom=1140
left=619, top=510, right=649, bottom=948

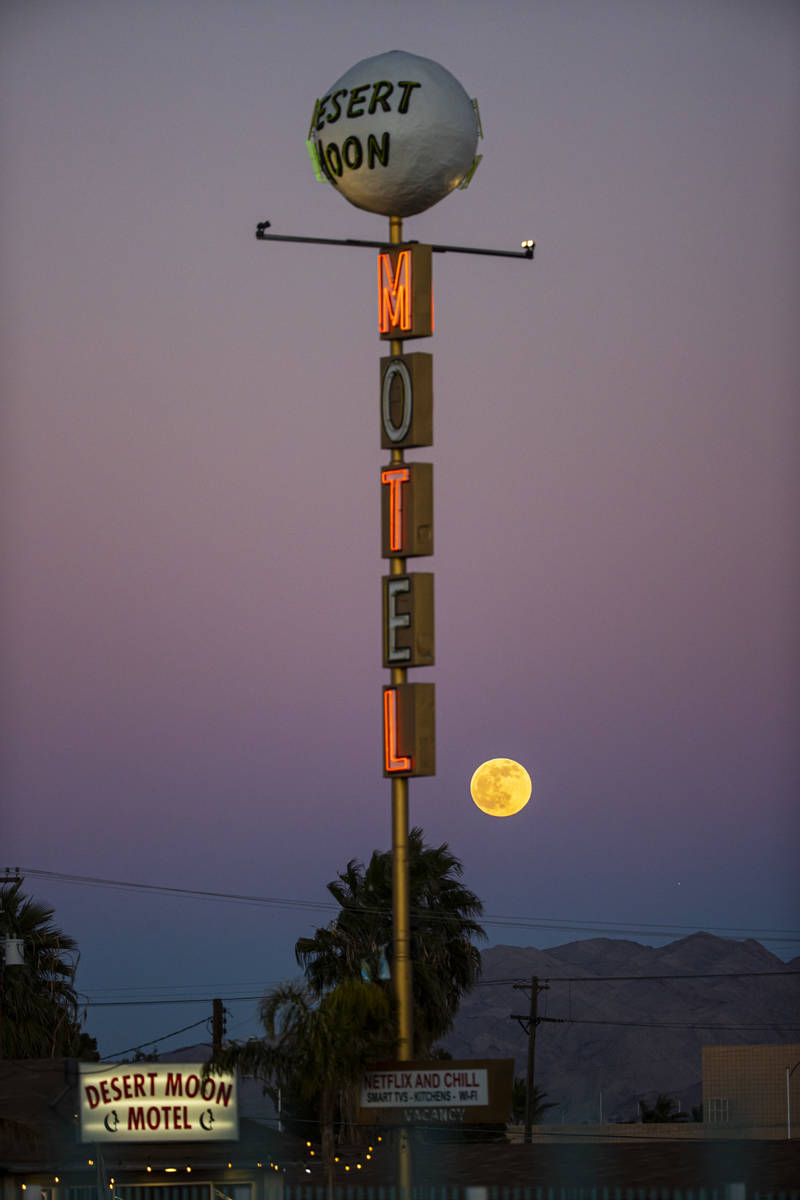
left=378, top=250, right=412, bottom=334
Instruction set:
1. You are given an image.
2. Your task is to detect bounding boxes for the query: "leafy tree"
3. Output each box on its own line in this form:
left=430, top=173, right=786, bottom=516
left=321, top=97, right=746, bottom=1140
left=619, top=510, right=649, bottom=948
left=639, top=1093, right=678, bottom=1123
left=511, top=1078, right=558, bottom=1124
left=207, top=979, right=393, bottom=1197
left=122, top=1047, right=160, bottom=1064
left=0, top=881, right=97, bottom=1059
left=295, top=827, right=485, bottom=1055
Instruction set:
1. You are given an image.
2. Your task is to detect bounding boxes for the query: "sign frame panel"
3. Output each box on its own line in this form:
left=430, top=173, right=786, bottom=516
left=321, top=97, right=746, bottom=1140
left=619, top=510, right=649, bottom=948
left=380, top=353, right=433, bottom=449
left=382, top=572, right=434, bottom=668
left=382, top=682, right=435, bottom=776
left=378, top=244, right=433, bottom=341
left=79, top=1063, right=239, bottom=1143
left=357, top=1058, right=514, bottom=1126
left=380, top=461, right=433, bottom=558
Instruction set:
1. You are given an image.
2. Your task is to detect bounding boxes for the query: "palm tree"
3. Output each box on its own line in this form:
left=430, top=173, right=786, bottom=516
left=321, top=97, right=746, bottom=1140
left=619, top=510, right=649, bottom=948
left=640, top=1093, right=678, bottom=1123
left=207, top=979, right=393, bottom=1197
left=0, top=881, right=95, bottom=1058
left=511, top=1078, right=558, bottom=1124
left=295, top=827, right=485, bottom=1055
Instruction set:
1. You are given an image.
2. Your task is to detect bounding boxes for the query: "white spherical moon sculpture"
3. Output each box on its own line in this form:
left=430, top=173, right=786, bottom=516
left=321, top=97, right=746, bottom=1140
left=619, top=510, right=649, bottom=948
left=311, top=50, right=480, bottom=218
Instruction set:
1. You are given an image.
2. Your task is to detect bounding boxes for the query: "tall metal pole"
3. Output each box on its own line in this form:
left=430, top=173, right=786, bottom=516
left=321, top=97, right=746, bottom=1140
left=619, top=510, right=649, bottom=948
left=387, top=213, right=413, bottom=1199
left=391, top=774, right=412, bottom=1060
left=388, top=213, right=414, bottom=1063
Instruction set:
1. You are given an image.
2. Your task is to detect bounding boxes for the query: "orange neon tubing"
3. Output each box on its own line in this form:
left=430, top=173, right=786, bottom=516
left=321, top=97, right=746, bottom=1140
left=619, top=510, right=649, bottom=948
left=384, top=688, right=411, bottom=772
left=378, top=250, right=412, bottom=333
left=381, top=467, right=410, bottom=552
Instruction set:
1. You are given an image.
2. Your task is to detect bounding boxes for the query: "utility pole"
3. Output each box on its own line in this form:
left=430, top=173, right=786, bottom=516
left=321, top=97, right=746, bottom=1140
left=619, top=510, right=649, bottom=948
left=512, top=976, right=549, bottom=1144
left=212, top=998, right=224, bottom=1056
left=787, top=1060, right=800, bottom=1140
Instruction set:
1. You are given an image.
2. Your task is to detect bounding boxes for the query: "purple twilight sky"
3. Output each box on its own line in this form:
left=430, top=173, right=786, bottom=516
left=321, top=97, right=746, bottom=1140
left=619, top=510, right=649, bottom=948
left=2, top=0, right=798, bottom=1057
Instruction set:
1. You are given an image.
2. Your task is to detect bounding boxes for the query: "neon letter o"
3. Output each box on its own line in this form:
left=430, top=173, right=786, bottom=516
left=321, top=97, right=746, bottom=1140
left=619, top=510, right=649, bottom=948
left=382, top=358, right=413, bottom=443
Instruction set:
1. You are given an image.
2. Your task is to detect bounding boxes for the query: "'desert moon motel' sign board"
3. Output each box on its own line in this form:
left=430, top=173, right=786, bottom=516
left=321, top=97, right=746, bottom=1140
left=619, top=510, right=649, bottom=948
left=79, top=1063, right=238, bottom=1142
left=357, top=1058, right=514, bottom=1126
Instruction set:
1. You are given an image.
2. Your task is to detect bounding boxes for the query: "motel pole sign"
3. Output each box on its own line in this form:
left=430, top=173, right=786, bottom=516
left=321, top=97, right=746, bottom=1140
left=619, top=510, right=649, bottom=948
left=257, top=49, right=533, bottom=1189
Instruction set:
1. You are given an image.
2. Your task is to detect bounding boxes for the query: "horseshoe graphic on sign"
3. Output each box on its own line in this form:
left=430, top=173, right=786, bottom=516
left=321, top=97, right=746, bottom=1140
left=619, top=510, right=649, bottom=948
left=199, top=1108, right=215, bottom=1131
left=104, top=1110, right=119, bottom=1133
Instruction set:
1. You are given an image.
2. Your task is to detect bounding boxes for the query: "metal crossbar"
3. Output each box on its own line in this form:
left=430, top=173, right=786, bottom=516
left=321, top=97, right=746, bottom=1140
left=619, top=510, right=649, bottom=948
left=255, top=223, right=535, bottom=260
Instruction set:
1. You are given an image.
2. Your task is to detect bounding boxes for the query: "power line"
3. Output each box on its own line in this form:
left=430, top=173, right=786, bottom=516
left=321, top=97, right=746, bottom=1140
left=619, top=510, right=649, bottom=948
left=546, top=1017, right=800, bottom=1031
left=476, top=916, right=800, bottom=942
left=75, top=968, right=798, bottom=1009
left=12, top=866, right=800, bottom=945
left=81, top=969, right=799, bottom=1008
left=85, top=995, right=262, bottom=1008
left=80, top=982, right=800, bottom=1059
left=476, top=970, right=800, bottom=985
left=13, top=867, right=330, bottom=912
left=98, top=1017, right=212, bottom=1063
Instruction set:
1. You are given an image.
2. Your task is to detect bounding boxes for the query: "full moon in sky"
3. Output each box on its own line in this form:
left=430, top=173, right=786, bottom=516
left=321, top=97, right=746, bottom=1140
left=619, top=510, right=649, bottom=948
left=469, top=759, right=532, bottom=817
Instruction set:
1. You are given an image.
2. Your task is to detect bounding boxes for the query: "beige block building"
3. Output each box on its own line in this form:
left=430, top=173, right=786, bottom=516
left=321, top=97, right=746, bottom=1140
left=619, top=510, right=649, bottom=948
left=702, top=1042, right=800, bottom=1138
